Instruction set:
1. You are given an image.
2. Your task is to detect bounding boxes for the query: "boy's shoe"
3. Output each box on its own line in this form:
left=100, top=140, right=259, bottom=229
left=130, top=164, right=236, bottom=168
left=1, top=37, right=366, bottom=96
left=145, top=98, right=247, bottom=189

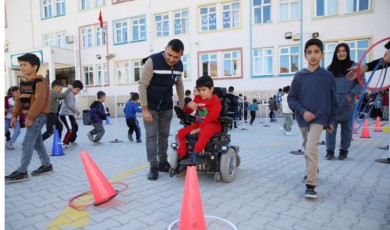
left=285, top=131, right=293, bottom=136
left=31, top=164, right=53, bottom=176
left=158, top=162, right=171, bottom=172
left=136, top=139, right=142, bottom=143
left=338, top=150, right=348, bottom=160
left=148, top=166, right=159, bottom=180
left=87, top=133, right=94, bottom=142
left=63, top=144, right=70, bottom=149
left=5, top=171, right=28, bottom=183
left=6, top=141, right=15, bottom=150
left=128, top=135, right=134, bottom=142
left=305, top=188, right=318, bottom=199
left=325, top=151, right=335, bottom=160
left=70, top=142, right=78, bottom=147
left=93, top=141, right=102, bottom=146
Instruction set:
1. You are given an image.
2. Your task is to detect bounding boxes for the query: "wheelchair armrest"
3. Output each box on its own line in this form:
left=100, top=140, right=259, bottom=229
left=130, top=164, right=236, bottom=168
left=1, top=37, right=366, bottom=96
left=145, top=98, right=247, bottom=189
left=174, top=105, right=185, bottom=120
left=175, top=105, right=195, bottom=125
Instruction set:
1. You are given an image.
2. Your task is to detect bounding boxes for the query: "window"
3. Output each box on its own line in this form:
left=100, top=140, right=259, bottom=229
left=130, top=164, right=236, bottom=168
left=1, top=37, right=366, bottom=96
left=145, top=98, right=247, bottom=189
left=56, top=0, right=65, bottom=16
left=96, top=25, right=107, bottom=46
left=114, top=20, right=128, bottom=44
left=155, top=13, right=169, bottom=37
left=201, top=53, right=218, bottom=77
left=97, top=64, right=108, bottom=85
left=316, top=0, right=338, bottom=17
left=132, top=17, right=146, bottom=41
left=116, top=62, right=130, bottom=84
left=81, top=27, right=93, bottom=48
left=133, top=61, right=143, bottom=82
left=174, top=10, right=189, bottom=35
left=223, top=51, right=241, bottom=77
left=280, top=0, right=299, bottom=21
left=253, top=48, right=273, bottom=75
left=200, top=5, right=217, bottom=31
left=44, top=34, right=55, bottom=47
left=253, top=0, right=271, bottom=24
left=83, top=66, right=94, bottom=85
left=42, top=0, right=66, bottom=19
left=81, top=0, right=92, bottom=10
left=346, top=39, right=370, bottom=64
left=279, top=46, right=300, bottom=74
left=4, top=42, right=9, bottom=53
left=222, top=2, right=240, bottom=29
left=323, top=42, right=337, bottom=68
left=95, top=0, right=105, bottom=7
left=57, top=32, right=66, bottom=48
left=182, top=56, right=190, bottom=79
left=345, top=0, right=370, bottom=13
left=43, top=0, right=53, bottom=18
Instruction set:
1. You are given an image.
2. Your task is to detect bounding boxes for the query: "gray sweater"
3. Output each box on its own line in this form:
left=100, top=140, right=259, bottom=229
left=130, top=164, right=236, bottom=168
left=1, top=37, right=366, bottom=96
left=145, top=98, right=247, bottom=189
left=59, top=92, right=79, bottom=116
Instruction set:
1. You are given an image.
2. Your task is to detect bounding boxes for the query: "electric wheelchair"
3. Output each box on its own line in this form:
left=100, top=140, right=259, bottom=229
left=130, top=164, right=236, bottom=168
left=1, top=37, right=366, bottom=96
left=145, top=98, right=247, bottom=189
left=169, top=87, right=241, bottom=183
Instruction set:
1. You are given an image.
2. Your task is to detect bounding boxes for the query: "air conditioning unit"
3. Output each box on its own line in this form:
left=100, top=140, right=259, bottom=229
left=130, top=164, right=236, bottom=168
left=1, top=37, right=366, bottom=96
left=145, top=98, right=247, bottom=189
left=65, top=35, right=74, bottom=43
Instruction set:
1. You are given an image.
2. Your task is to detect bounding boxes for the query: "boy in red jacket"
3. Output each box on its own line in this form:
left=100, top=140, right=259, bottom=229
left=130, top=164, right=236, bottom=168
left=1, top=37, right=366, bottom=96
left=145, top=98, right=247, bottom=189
left=177, top=75, right=222, bottom=164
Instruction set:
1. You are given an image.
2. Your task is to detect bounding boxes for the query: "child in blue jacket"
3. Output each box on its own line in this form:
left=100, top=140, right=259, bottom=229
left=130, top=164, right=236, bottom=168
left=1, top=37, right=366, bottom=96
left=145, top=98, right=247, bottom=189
left=124, top=92, right=142, bottom=143
left=87, top=91, right=106, bottom=145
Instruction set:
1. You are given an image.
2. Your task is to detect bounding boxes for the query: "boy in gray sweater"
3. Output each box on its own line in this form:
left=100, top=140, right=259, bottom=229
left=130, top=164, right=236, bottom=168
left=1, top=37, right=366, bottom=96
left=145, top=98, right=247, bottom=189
left=59, top=80, right=83, bottom=148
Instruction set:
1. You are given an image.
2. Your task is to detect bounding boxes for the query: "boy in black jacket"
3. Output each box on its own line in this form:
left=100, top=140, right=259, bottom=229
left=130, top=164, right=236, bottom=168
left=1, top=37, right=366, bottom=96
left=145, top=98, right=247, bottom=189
left=87, top=91, right=106, bottom=145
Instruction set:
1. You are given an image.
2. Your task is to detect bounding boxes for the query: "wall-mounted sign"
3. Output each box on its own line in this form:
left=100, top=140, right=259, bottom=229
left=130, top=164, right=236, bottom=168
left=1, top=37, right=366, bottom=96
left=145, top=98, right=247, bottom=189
left=10, top=50, right=44, bottom=68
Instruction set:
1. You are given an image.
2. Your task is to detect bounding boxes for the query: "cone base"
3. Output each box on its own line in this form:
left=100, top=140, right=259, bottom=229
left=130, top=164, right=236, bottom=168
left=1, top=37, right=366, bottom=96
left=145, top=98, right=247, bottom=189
left=93, top=191, right=118, bottom=206
left=375, top=158, right=390, bottom=164
left=51, top=153, right=65, bottom=156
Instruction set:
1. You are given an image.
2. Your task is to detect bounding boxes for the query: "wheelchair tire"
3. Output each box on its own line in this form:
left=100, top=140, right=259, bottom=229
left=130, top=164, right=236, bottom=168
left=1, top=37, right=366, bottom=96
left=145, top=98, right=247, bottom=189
left=170, top=150, right=179, bottom=171
left=219, top=148, right=237, bottom=183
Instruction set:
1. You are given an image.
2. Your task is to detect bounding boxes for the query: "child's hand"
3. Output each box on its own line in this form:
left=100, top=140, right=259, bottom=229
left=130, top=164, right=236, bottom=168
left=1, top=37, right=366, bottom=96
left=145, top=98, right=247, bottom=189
left=10, top=117, right=16, bottom=128
left=303, top=111, right=316, bottom=122
left=190, top=128, right=200, bottom=135
left=24, top=119, right=33, bottom=128
left=188, top=102, right=197, bottom=111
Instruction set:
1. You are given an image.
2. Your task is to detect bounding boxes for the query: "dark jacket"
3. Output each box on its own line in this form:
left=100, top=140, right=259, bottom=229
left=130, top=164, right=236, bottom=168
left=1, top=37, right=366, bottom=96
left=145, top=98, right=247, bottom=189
left=288, top=67, right=338, bottom=128
left=89, top=101, right=106, bottom=124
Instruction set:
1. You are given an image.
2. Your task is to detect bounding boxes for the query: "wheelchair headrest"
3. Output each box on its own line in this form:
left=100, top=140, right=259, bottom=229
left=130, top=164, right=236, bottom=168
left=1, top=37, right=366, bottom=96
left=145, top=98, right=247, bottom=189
left=213, top=87, right=227, bottom=99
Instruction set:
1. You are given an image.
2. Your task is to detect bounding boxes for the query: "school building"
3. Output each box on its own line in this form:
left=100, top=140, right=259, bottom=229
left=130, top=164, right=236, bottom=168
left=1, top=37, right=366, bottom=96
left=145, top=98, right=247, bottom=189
left=4, top=0, right=389, bottom=115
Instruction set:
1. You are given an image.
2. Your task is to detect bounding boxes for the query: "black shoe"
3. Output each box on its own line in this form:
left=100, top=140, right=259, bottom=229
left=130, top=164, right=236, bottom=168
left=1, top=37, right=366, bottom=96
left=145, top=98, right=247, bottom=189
left=158, top=162, right=171, bottom=172
left=128, top=135, right=133, bottom=142
left=31, top=164, right=53, bottom=176
left=136, top=139, right=142, bottom=143
left=305, top=188, right=318, bottom=199
left=5, top=170, right=28, bottom=183
left=338, top=150, right=348, bottom=160
left=148, top=166, right=159, bottom=180
left=325, top=151, right=334, bottom=160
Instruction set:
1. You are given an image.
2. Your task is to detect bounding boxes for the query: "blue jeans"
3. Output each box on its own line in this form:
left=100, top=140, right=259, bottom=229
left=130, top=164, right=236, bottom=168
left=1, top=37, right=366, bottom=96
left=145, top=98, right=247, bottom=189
left=326, top=120, right=352, bottom=152
left=18, top=115, right=51, bottom=173
left=5, top=118, right=21, bottom=143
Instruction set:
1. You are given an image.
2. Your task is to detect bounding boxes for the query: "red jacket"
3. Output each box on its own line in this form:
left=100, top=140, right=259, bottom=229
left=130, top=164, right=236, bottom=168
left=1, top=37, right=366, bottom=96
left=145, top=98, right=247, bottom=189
left=185, top=94, right=222, bottom=129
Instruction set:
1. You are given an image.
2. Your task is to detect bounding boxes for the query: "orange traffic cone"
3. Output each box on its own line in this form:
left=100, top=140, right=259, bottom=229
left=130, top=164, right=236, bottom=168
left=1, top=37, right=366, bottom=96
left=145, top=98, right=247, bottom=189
left=179, top=166, right=206, bottom=230
left=374, top=116, right=382, bottom=132
left=360, top=120, right=371, bottom=138
left=80, top=151, right=118, bottom=206
left=352, top=121, right=358, bottom=134
left=352, top=135, right=354, bottom=141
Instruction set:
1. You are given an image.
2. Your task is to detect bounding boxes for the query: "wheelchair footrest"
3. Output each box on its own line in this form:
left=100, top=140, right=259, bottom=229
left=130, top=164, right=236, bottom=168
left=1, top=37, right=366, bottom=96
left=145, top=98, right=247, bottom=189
left=179, top=158, right=207, bottom=165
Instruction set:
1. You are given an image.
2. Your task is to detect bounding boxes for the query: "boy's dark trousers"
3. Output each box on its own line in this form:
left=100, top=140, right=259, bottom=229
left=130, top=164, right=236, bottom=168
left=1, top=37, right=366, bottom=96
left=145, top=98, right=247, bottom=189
left=90, top=122, right=105, bottom=141
left=244, top=110, right=248, bottom=122
left=250, top=111, right=256, bottom=125
left=42, top=112, right=63, bottom=141
left=60, top=115, right=78, bottom=144
left=126, top=118, right=141, bottom=140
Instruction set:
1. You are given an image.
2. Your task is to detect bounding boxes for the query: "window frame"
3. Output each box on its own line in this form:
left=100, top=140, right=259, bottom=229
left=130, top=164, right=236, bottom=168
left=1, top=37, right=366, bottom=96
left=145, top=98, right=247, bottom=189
left=253, top=0, right=272, bottom=24
left=199, top=48, right=243, bottom=79
left=116, top=61, right=131, bottom=84
left=279, top=0, right=299, bottom=22
left=174, top=9, right=189, bottom=35
left=131, top=17, right=146, bottom=42
left=253, top=48, right=273, bottom=76
left=345, top=39, right=370, bottom=64
left=44, top=33, right=56, bottom=47
left=97, top=63, right=108, bottom=85
left=181, top=56, right=190, bottom=79
left=57, top=32, right=66, bottom=48
left=223, top=50, right=242, bottom=78
left=315, top=0, right=339, bottom=17
left=279, top=45, right=300, bottom=74
left=132, top=60, right=143, bottom=82
left=81, top=0, right=105, bottom=10
left=83, top=66, right=94, bottom=86
left=199, top=5, right=217, bottom=32
left=96, top=25, right=107, bottom=46
left=81, top=27, right=93, bottom=48
left=155, top=13, right=170, bottom=37
left=345, top=0, right=371, bottom=14
left=222, top=1, right=240, bottom=29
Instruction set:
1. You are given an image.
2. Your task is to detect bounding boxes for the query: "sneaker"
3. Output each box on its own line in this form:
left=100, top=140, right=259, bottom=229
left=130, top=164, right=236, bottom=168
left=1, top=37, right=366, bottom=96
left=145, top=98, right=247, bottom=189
left=148, top=166, right=159, bottom=180
left=31, top=164, right=53, bottom=176
left=63, top=144, right=70, bottom=149
left=158, top=162, right=171, bottom=172
left=128, top=135, right=134, bottom=142
left=338, top=150, right=348, bottom=160
left=5, top=170, right=19, bottom=180
left=70, top=142, right=78, bottom=147
left=280, top=127, right=286, bottom=133
left=6, top=141, right=15, bottom=150
left=325, top=151, right=334, bottom=160
left=136, top=139, right=142, bottom=143
left=305, top=188, right=318, bottom=199
left=87, top=133, right=94, bottom=142
left=5, top=171, right=28, bottom=183
left=93, top=141, right=102, bottom=146
left=285, top=131, right=293, bottom=136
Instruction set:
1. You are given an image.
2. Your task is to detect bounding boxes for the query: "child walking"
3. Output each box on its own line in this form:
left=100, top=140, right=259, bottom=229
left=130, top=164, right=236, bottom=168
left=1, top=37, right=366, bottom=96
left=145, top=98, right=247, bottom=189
left=5, top=53, right=52, bottom=183
left=87, top=91, right=107, bottom=145
left=59, top=80, right=83, bottom=148
left=124, top=93, right=142, bottom=143
left=288, top=39, right=338, bottom=199
left=5, top=86, right=24, bottom=150
left=281, top=86, right=293, bottom=136
left=248, top=99, right=258, bottom=126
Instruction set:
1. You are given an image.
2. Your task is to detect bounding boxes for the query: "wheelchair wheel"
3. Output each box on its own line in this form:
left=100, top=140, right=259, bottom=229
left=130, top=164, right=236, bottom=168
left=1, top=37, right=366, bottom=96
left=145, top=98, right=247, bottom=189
left=219, top=148, right=237, bottom=183
left=170, top=150, right=179, bottom=176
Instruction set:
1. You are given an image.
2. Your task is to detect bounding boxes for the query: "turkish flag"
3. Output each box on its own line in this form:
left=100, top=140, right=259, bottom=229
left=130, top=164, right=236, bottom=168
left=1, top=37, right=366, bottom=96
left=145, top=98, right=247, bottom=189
left=98, top=10, right=103, bottom=28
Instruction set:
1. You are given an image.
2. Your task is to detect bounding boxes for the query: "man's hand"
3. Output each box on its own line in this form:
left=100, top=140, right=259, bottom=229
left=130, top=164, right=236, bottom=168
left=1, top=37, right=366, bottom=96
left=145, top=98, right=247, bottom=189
left=10, top=117, right=17, bottom=128
left=327, top=124, right=335, bottom=133
left=384, top=49, right=390, bottom=63
left=303, top=111, right=316, bottom=122
left=143, top=110, right=153, bottom=123
left=190, top=128, right=200, bottom=135
left=347, top=64, right=368, bottom=81
left=24, top=119, right=33, bottom=128
left=187, top=102, right=197, bottom=111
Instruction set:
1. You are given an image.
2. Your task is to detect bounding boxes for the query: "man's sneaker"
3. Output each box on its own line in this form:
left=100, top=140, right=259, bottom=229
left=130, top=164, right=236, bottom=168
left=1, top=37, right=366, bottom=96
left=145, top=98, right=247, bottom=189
left=70, top=142, right=78, bottom=147
left=136, top=139, right=142, bottom=143
left=6, top=141, right=15, bottom=150
left=93, top=141, right=102, bottom=146
left=148, top=166, right=159, bottom=180
left=338, top=150, right=348, bottom=160
left=87, top=133, right=94, bottom=142
left=158, top=162, right=171, bottom=172
left=280, top=127, right=286, bottom=133
left=285, top=131, right=293, bottom=136
left=305, top=188, right=318, bottom=199
left=31, top=164, right=54, bottom=176
left=63, top=144, right=70, bottom=149
left=325, top=151, right=335, bottom=160
left=5, top=171, right=28, bottom=183
left=128, top=135, right=134, bottom=142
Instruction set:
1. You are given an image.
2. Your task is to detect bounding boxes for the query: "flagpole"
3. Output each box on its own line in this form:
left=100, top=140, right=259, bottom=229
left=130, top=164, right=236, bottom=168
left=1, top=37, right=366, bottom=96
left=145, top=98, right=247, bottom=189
left=99, top=10, right=104, bottom=91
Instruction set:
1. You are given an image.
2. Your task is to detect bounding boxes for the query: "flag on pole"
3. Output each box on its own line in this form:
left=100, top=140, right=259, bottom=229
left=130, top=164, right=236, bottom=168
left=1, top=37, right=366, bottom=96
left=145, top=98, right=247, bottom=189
left=98, top=10, right=103, bottom=28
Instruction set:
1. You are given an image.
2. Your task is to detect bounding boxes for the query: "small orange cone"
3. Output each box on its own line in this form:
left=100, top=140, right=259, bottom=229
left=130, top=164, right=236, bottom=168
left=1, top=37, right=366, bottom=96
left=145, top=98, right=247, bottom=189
left=179, top=166, right=206, bottom=230
left=80, top=151, right=118, bottom=205
left=374, top=116, right=382, bottom=132
left=352, top=121, right=358, bottom=134
left=352, top=135, right=354, bottom=141
left=360, top=120, right=371, bottom=138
